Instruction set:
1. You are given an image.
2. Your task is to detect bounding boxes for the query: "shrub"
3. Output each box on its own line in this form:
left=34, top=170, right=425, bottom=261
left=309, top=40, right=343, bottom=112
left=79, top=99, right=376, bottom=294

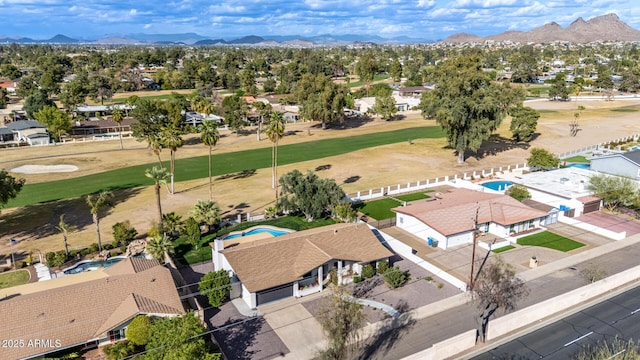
left=147, top=223, right=162, bottom=239
left=377, top=260, right=389, bottom=274
left=383, top=266, right=410, bottom=289
left=126, top=315, right=152, bottom=346
left=353, top=276, right=362, bottom=284
left=103, top=243, right=113, bottom=250
left=103, top=340, right=134, bottom=360
left=112, top=221, right=138, bottom=247
left=437, top=282, right=444, bottom=289
left=46, top=250, right=68, bottom=267
left=425, top=276, right=433, bottom=282
left=199, top=270, right=231, bottom=308
left=361, top=264, right=375, bottom=279
left=88, top=243, right=99, bottom=253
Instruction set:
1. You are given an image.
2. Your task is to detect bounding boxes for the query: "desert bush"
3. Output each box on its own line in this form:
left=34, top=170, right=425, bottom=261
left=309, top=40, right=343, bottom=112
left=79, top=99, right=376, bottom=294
left=361, top=264, right=375, bottom=279
left=377, top=260, right=389, bottom=274
left=383, top=266, right=410, bottom=288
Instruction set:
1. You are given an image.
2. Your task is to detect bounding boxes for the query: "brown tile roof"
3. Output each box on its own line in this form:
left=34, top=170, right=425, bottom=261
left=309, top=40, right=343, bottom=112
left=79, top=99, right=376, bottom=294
left=0, top=258, right=184, bottom=359
left=392, top=188, right=548, bottom=236
left=220, top=223, right=393, bottom=293
left=522, top=199, right=555, bottom=212
left=577, top=195, right=601, bottom=204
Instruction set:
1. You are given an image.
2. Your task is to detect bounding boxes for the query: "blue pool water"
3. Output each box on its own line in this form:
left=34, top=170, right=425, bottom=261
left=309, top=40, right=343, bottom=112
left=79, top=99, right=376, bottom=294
left=481, top=181, right=513, bottom=191
left=63, top=256, right=126, bottom=274
left=224, top=227, right=291, bottom=239
left=566, top=163, right=590, bottom=169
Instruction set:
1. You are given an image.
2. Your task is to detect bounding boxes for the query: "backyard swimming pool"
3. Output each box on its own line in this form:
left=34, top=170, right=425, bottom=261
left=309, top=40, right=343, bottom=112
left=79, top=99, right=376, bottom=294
left=223, top=227, right=292, bottom=240
left=566, top=163, right=590, bottom=169
left=62, top=256, right=126, bottom=275
left=480, top=181, right=513, bottom=191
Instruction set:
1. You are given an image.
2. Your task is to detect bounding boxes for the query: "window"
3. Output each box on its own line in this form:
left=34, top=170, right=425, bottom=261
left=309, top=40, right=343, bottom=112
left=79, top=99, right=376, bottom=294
left=399, top=216, right=404, bottom=224
left=108, top=328, right=125, bottom=343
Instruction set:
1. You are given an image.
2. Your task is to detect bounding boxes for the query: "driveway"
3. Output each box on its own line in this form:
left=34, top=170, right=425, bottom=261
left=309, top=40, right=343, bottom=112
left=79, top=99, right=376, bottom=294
left=576, top=211, right=640, bottom=237
left=546, top=222, right=614, bottom=248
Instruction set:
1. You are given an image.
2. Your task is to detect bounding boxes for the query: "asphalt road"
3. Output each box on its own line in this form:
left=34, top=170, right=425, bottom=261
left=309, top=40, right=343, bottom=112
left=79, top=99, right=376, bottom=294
left=472, top=284, right=640, bottom=359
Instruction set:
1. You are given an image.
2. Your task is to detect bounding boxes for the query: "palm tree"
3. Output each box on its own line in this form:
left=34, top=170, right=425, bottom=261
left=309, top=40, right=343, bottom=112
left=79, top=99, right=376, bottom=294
left=145, top=167, right=170, bottom=230
left=111, top=107, right=125, bottom=150
left=146, top=234, right=174, bottom=263
left=198, top=120, right=219, bottom=201
left=162, top=212, right=183, bottom=239
left=254, top=101, right=272, bottom=141
left=56, top=214, right=76, bottom=257
left=160, top=126, right=183, bottom=194
left=191, top=200, right=221, bottom=234
left=266, top=111, right=286, bottom=199
left=85, top=191, right=114, bottom=253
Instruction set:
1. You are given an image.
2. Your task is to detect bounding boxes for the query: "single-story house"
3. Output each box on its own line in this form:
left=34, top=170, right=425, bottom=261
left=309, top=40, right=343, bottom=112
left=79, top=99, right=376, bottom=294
left=71, top=118, right=138, bottom=137
left=211, top=223, right=393, bottom=309
left=392, top=188, right=548, bottom=249
left=74, top=104, right=133, bottom=118
left=392, top=86, right=432, bottom=98
left=521, top=199, right=561, bottom=225
left=185, top=112, right=223, bottom=127
left=6, top=120, right=50, bottom=145
left=0, top=127, right=15, bottom=142
left=590, top=149, right=640, bottom=179
left=0, top=258, right=185, bottom=359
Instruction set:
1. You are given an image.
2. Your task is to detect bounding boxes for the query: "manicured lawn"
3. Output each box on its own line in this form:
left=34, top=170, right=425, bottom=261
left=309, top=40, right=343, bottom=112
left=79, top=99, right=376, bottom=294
left=0, top=269, right=30, bottom=289
left=355, top=198, right=401, bottom=220
left=562, top=155, right=589, bottom=163
left=396, top=191, right=432, bottom=202
left=9, top=126, right=445, bottom=207
left=492, top=245, right=515, bottom=253
left=516, top=231, right=585, bottom=252
left=173, top=216, right=336, bottom=264
left=610, top=108, right=639, bottom=113
left=537, top=109, right=558, bottom=114
left=348, top=74, right=390, bottom=88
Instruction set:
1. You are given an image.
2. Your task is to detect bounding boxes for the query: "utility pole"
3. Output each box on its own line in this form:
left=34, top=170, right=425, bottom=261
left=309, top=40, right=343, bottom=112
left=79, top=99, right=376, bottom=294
left=469, top=206, right=480, bottom=291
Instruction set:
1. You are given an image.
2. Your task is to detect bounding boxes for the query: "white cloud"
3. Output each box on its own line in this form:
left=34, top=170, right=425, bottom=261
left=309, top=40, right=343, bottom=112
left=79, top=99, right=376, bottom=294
left=417, top=0, right=435, bottom=7
left=130, top=9, right=137, bottom=16
left=144, top=23, right=152, bottom=29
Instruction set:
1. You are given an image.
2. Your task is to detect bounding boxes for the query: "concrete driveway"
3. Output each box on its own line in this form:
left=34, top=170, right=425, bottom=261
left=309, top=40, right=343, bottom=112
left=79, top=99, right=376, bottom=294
left=576, top=211, right=640, bottom=237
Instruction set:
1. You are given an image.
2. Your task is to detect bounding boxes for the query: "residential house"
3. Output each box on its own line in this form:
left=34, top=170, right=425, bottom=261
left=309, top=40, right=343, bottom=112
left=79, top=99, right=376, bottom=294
left=590, top=149, right=640, bottom=179
left=211, top=223, right=393, bottom=309
left=71, top=118, right=138, bottom=137
left=74, top=104, right=133, bottom=119
left=0, top=127, right=15, bottom=142
left=0, top=258, right=185, bottom=359
left=392, top=188, right=548, bottom=249
left=6, top=120, right=50, bottom=145
left=0, top=81, right=18, bottom=95
left=392, top=86, right=431, bottom=98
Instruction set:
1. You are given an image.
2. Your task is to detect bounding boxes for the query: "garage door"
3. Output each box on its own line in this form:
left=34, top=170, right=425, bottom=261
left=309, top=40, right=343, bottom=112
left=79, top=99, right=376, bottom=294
left=256, top=283, right=293, bottom=306
left=583, top=200, right=600, bottom=214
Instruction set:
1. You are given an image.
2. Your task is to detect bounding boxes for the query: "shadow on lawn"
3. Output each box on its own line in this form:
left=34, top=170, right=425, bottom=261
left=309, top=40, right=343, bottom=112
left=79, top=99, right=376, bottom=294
left=0, top=187, right=142, bottom=241
left=465, top=134, right=531, bottom=161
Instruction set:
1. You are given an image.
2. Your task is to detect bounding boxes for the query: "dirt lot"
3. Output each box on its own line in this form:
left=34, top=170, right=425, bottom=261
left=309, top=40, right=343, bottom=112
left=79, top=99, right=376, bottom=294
left=1, top=98, right=640, bottom=258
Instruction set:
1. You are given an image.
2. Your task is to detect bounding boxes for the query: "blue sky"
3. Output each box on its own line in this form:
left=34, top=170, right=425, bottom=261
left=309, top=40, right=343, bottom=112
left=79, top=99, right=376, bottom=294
left=1, top=0, right=638, bottom=40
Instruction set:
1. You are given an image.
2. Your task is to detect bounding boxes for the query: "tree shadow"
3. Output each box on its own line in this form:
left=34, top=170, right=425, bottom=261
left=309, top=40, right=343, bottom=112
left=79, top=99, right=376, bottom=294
left=357, top=302, right=416, bottom=360
left=216, top=169, right=257, bottom=181
left=233, top=202, right=250, bottom=210
left=315, top=164, right=332, bottom=171
left=212, top=316, right=272, bottom=360
left=0, top=187, right=142, bottom=241
left=343, top=175, right=361, bottom=184
left=467, top=135, right=531, bottom=161
left=284, top=130, right=303, bottom=137
left=182, top=137, right=201, bottom=146
left=320, top=115, right=374, bottom=130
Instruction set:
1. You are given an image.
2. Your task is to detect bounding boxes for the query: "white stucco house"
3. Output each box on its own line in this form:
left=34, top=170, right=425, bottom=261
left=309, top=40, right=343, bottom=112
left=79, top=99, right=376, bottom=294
left=211, top=223, right=393, bottom=309
left=6, top=120, right=50, bottom=145
left=392, top=188, right=548, bottom=249
left=590, top=149, right=640, bottom=179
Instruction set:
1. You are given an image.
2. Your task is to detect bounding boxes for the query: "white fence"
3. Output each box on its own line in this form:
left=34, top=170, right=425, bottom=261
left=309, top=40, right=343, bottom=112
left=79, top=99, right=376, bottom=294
left=559, top=216, right=626, bottom=240
left=347, top=163, right=528, bottom=202
left=556, top=133, right=640, bottom=159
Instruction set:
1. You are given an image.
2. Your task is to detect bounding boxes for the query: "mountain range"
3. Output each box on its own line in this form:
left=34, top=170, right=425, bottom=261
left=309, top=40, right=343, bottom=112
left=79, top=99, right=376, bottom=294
left=0, top=13, right=638, bottom=46
left=443, top=13, right=640, bottom=43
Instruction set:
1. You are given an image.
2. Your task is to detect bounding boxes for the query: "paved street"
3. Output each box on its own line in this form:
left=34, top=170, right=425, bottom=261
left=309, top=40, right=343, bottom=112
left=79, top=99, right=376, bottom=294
left=362, top=238, right=640, bottom=360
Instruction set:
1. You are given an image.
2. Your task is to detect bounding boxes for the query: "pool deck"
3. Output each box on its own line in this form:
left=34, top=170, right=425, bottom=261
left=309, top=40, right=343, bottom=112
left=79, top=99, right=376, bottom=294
left=0, top=267, right=108, bottom=298
left=224, top=232, right=276, bottom=247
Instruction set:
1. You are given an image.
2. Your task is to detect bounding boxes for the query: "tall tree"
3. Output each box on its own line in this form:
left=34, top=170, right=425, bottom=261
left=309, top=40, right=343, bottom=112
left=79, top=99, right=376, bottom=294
left=278, top=169, right=345, bottom=221
left=527, top=148, right=559, bottom=170
left=295, top=73, right=348, bottom=129
left=253, top=101, right=272, bottom=141
left=266, top=111, right=285, bottom=197
left=85, top=191, right=114, bottom=253
left=143, top=311, right=218, bottom=360
left=0, top=169, right=25, bottom=214
left=355, top=53, right=377, bottom=96
left=372, top=94, right=398, bottom=121
left=56, top=214, right=75, bottom=257
left=317, top=285, right=365, bottom=360
left=389, top=58, right=403, bottom=82
left=23, top=91, right=56, bottom=119
left=145, top=167, right=170, bottom=229
left=59, top=77, right=89, bottom=113
left=509, top=106, right=540, bottom=142
left=198, top=120, right=219, bottom=201
left=33, top=105, right=72, bottom=142
left=111, top=107, right=125, bottom=150
left=473, top=257, right=528, bottom=343
left=589, top=175, right=638, bottom=212
left=131, top=98, right=168, bottom=166
left=221, top=95, right=248, bottom=135
left=160, top=126, right=183, bottom=194
left=420, top=55, right=523, bottom=163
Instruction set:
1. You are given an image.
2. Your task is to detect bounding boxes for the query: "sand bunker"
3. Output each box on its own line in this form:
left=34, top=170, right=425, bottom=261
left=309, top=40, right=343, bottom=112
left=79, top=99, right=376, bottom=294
left=11, top=164, right=79, bottom=174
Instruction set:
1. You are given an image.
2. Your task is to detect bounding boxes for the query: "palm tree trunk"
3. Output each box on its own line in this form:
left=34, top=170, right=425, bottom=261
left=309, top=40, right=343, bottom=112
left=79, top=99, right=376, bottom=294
left=275, top=137, right=279, bottom=202
left=208, top=146, right=213, bottom=201
left=271, top=142, right=276, bottom=189
left=94, top=214, right=102, bottom=253
left=118, top=125, right=123, bottom=150
left=170, top=150, right=175, bottom=194
left=63, top=235, right=69, bottom=257
left=155, top=184, right=163, bottom=228
left=257, top=120, right=261, bottom=141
